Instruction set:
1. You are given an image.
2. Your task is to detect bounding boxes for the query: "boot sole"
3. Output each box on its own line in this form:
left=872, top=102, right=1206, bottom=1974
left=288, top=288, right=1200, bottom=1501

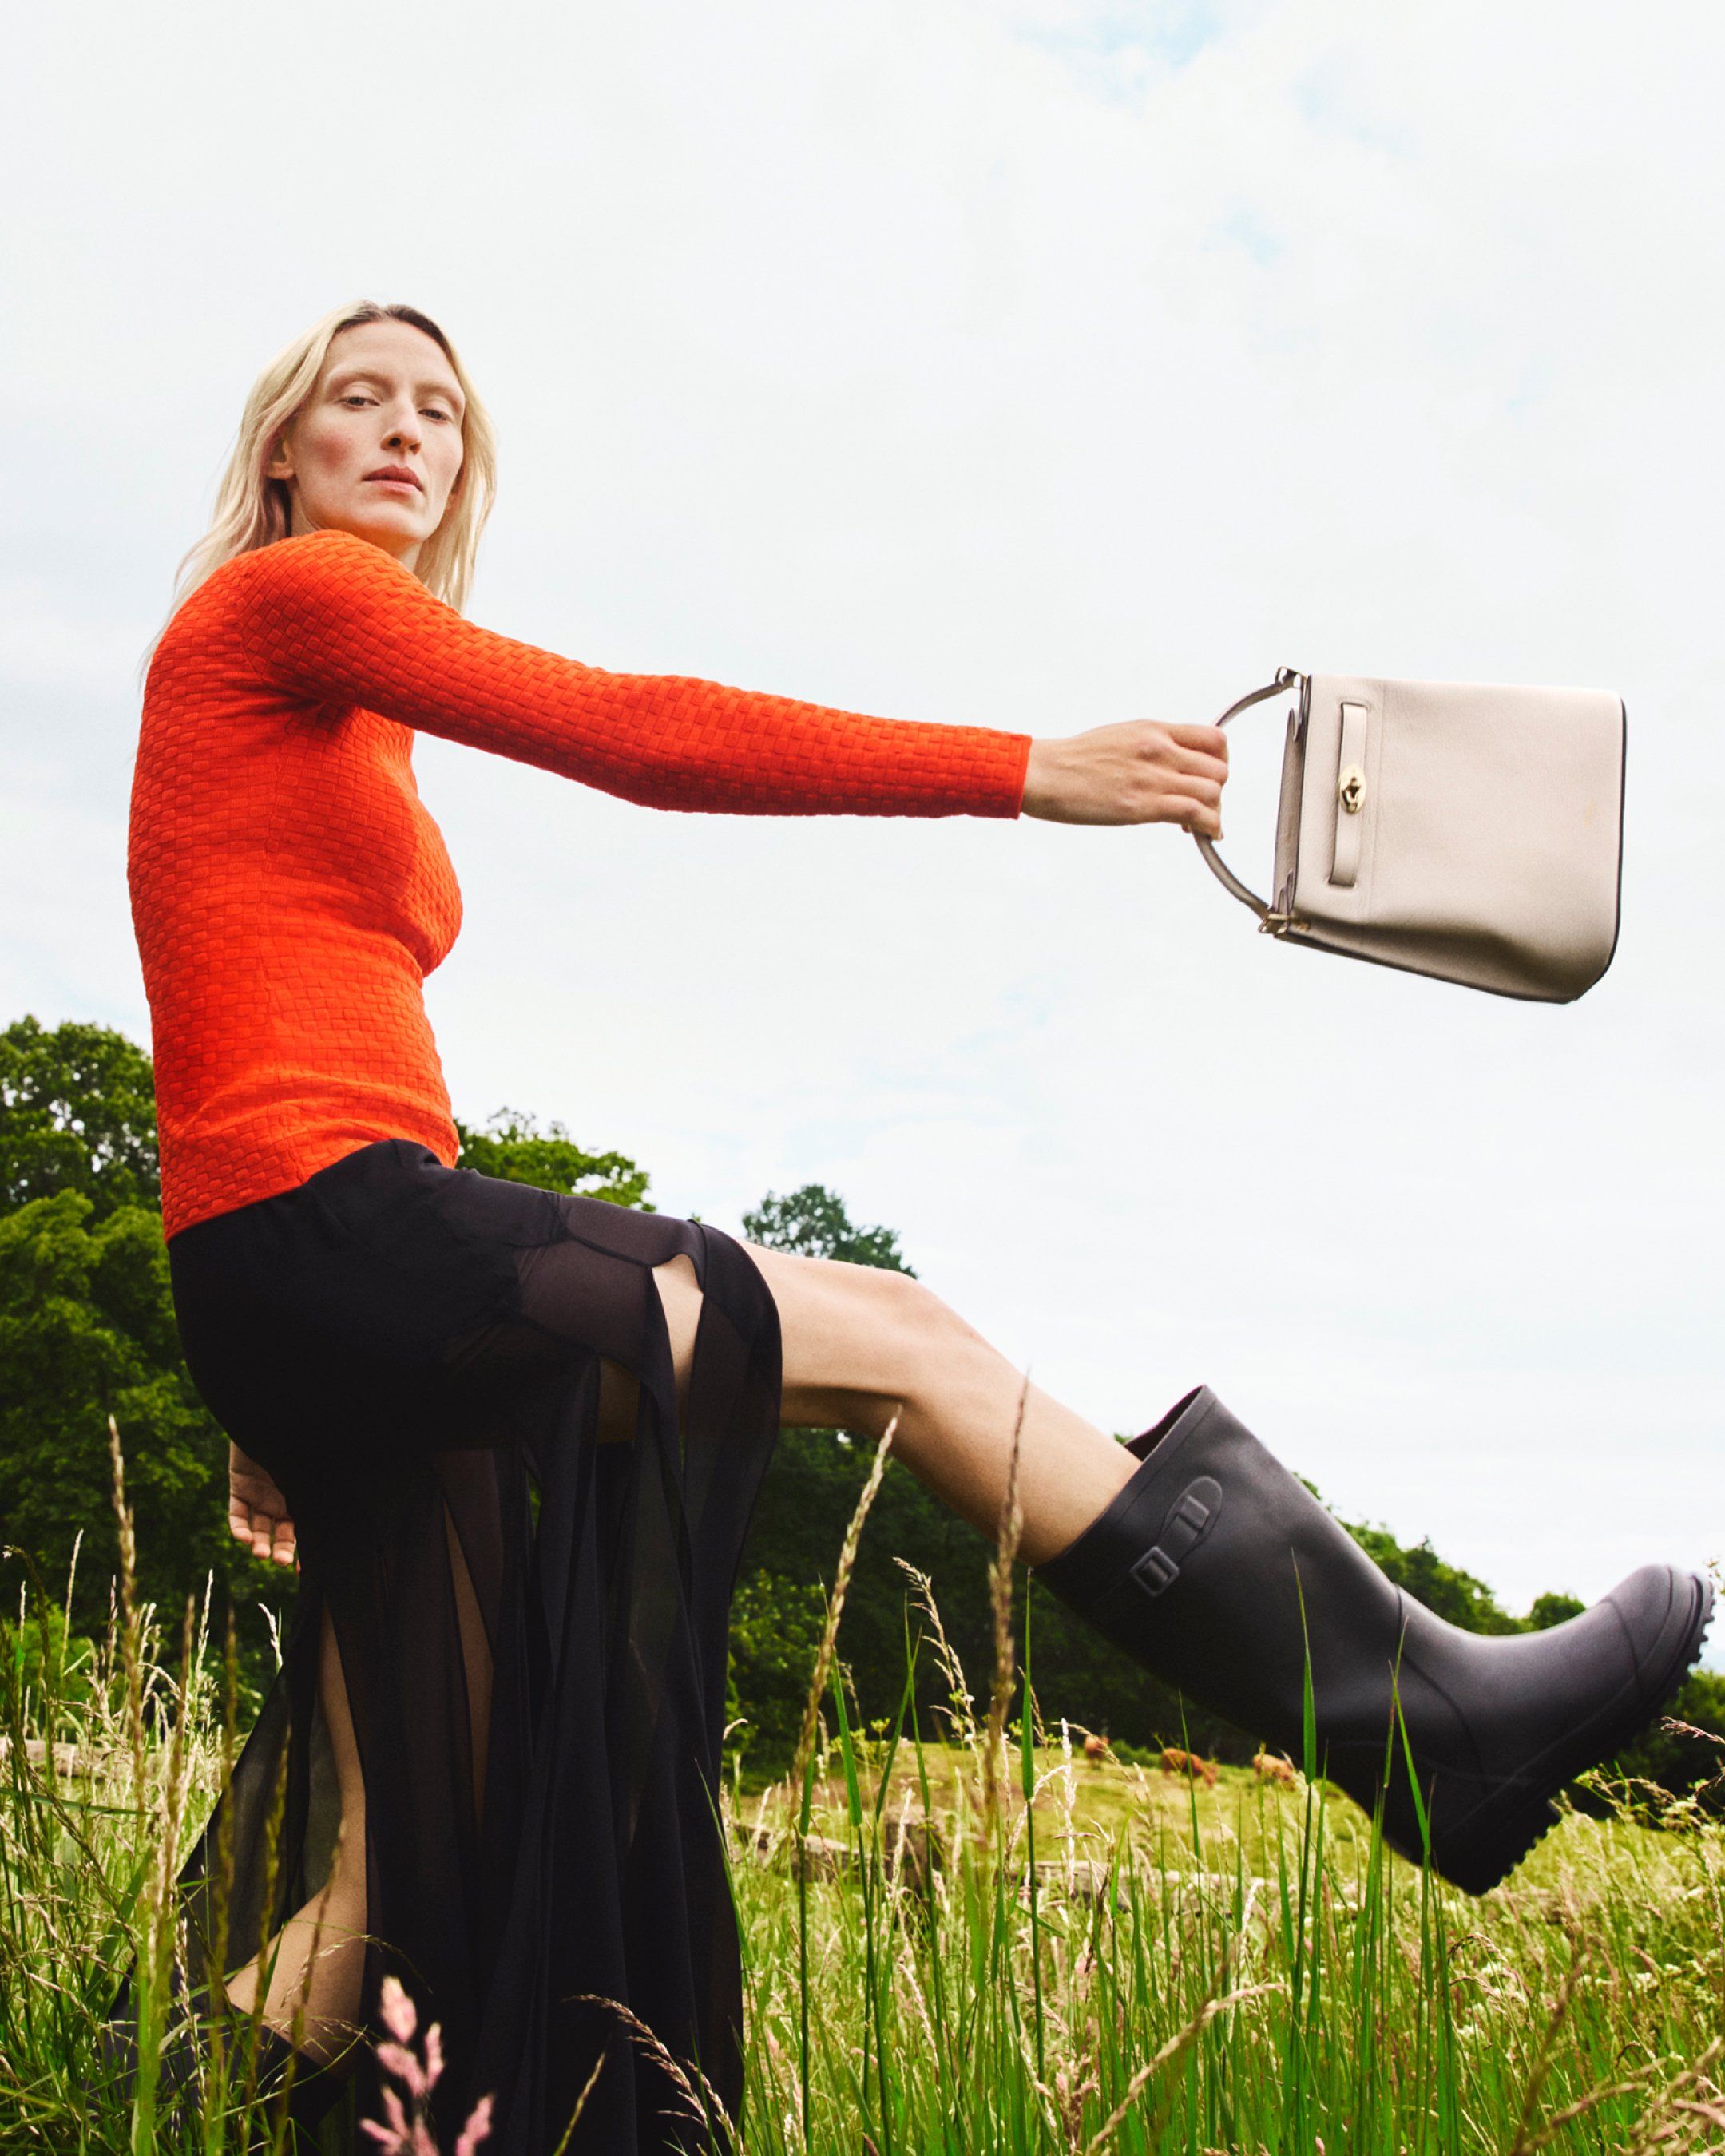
left=1432, top=1568, right=1715, bottom=1895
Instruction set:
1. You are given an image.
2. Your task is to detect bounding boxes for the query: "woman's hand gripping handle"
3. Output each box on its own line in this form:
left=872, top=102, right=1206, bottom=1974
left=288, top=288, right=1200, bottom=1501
left=1020, top=720, right=1228, bottom=834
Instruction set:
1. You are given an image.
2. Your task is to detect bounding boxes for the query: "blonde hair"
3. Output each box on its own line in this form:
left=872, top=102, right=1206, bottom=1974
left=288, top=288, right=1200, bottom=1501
left=171, top=300, right=498, bottom=617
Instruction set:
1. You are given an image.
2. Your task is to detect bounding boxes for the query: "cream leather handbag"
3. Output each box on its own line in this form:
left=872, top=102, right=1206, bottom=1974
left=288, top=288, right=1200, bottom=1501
left=1195, top=669, right=1626, bottom=1002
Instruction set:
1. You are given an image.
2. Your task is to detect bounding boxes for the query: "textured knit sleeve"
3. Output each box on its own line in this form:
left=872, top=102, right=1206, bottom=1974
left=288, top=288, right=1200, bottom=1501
left=228, top=532, right=1029, bottom=818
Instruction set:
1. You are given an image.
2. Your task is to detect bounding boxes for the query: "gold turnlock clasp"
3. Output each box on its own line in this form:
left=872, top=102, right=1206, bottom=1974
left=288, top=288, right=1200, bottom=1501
left=1337, top=764, right=1366, bottom=815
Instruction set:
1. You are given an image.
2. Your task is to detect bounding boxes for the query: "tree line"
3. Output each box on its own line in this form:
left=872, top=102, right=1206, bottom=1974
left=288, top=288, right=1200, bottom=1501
left=2, top=1013, right=1718, bottom=1804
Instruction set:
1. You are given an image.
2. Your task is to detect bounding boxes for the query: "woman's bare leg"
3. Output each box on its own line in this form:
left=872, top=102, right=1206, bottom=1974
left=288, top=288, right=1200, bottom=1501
left=653, top=1246, right=1136, bottom=1565
left=220, top=1518, right=490, bottom=2067
left=222, top=1611, right=368, bottom=2061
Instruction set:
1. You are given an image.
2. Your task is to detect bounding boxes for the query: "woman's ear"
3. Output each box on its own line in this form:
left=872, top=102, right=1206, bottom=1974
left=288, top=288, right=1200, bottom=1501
left=265, top=430, right=295, bottom=481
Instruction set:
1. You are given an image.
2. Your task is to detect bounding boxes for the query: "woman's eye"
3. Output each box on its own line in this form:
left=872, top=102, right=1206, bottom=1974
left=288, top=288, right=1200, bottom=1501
left=341, top=394, right=375, bottom=408
left=422, top=406, right=454, bottom=424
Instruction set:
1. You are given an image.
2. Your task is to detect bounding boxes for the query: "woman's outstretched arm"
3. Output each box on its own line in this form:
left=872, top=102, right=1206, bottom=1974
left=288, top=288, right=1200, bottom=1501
left=209, top=530, right=1224, bottom=834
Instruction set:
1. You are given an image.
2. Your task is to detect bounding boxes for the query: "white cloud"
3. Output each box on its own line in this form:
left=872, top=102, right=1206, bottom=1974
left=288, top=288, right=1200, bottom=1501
left=2, top=0, right=1720, bottom=1638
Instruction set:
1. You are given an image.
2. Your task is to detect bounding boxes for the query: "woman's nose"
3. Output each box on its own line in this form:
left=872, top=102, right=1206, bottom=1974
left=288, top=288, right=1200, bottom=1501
left=382, top=402, right=422, bottom=451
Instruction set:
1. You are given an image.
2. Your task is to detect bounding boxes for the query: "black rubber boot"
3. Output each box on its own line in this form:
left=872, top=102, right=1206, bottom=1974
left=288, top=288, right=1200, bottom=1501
left=1034, top=1386, right=1713, bottom=1893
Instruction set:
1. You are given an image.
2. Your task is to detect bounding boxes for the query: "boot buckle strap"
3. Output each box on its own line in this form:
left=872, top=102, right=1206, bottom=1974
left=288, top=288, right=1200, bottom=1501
left=1132, top=1546, right=1181, bottom=1595
left=1128, top=1476, right=1223, bottom=1599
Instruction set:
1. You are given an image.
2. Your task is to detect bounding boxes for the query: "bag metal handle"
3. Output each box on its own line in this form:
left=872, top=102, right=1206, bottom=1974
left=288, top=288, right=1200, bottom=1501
left=1192, top=668, right=1307, bottom=929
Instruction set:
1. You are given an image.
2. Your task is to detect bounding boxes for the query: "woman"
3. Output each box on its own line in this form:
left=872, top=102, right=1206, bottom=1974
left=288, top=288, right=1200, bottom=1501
left=128, top=300, right=1710, bottom=2153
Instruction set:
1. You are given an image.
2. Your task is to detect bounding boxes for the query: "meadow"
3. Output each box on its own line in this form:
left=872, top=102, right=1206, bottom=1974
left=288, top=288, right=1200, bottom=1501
left=2, top=1432, right=1720, bottom=2154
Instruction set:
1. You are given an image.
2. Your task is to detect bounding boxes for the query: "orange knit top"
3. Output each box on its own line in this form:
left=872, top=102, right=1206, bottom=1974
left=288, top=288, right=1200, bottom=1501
left=129, top=531, right=1032, bottom=1242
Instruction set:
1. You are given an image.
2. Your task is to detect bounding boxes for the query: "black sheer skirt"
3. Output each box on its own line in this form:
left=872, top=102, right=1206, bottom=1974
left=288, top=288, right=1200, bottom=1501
left=162, top=1139, right=782, bottom=2153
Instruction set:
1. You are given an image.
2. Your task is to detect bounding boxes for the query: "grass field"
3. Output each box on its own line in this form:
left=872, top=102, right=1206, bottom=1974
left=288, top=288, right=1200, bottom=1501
left=731, top=1722, right=1723, bottom=2156
left=2, top=1445, right=1722, bottom=2153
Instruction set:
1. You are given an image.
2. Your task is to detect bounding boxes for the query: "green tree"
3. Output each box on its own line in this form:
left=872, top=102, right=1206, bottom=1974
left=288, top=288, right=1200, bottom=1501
left=0, top=1019, right=295, bottom=1653
left=724, top=1571, right=829, bottom=1761
left=0, top=1015, right=160, bottom=1219
left=1612, top=1668, right=1725, bottom=1811
left=743, top=1184, right=913, bottom=1274
left=1341, top=1523, right=1523, bottom=1635
left=454, top=1109, right=652, bottom=1209
left=0, top=1187, right=264, bottom=1640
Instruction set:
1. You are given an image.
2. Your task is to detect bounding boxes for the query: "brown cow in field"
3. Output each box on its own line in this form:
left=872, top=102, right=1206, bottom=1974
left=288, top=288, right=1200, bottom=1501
left=1159, top=1746, right=1217, bottom=1786
left=1253, top=1750, right=1297, bottom=1786
left=1081, top=1732, right=1112, bottom=1763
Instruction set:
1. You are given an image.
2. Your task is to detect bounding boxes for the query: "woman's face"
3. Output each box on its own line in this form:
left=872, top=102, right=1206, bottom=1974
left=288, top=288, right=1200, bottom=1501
left=267, top=319, right=466, bottom=565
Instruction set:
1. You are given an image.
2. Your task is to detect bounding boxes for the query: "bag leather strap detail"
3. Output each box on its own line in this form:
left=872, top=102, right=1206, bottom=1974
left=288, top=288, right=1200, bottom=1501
left=1330, top=700, right=1370, bottom=887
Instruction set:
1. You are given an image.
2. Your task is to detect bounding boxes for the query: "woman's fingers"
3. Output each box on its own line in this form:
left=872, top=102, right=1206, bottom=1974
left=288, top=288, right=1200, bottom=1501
left=1136, top=731, right=1227, bottom=789
left=1143, top=727, right=1227, bottom=830
left=1149, top=732, right=1227, bottom=784
left=1171, top=797, right=1223, bottom=839
left=253, top=1512, right=296, bottom=1565
left=229, top=1495, right=297, bottom=1565
left=1146, top=764, right=1223, bottom=827
left=1166, top=723, right=1229, bottom=761
left=232, top=1503, right=274, bottom=1560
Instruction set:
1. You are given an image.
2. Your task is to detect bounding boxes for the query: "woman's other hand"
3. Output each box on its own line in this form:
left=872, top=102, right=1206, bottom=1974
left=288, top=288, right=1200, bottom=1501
left=1021, top=721, right=1228, bottom=834
left=229, top=1442, right=298, bottom=1568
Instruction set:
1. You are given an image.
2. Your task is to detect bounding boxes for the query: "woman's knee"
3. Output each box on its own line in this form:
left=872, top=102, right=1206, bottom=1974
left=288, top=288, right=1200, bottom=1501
left=746, top=1243, right=978, bottom=1422
left=848, top=1261, right=981, bottom=1352
left=866, top=1266, right=966, bottom=1360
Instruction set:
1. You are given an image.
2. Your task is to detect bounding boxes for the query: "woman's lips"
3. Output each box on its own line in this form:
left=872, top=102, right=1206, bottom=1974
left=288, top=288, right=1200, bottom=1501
left=363, top=467, right=423, bottom=493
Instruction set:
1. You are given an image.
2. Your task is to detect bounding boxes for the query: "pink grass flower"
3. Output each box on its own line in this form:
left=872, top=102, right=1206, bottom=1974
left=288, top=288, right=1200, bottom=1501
left=379, top=1976, right=418, bottom=2044
left=360, top=2084, right=412, bottom=2148
left=454, top=2093, right=495, bottom=2155
left=375, top=2040, right=428, bottom=2099
left=363, top=1979, right=491, bottom=2154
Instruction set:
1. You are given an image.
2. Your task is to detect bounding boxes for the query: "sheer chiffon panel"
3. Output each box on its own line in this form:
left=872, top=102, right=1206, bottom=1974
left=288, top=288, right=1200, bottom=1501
left=160, top=1140, right=783, bottom=2154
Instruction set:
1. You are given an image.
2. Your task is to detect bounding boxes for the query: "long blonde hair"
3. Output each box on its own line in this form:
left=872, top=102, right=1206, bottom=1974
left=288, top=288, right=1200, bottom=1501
left=171, top=300, right=498, bottom=617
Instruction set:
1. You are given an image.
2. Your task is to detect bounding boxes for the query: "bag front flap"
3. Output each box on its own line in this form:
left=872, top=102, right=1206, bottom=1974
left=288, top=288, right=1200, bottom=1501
left=1290, top=674, right=1624, bottom=989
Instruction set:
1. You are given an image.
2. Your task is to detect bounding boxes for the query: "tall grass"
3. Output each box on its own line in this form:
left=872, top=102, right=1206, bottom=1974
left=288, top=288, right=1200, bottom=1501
left=2, top=1430, right=1721, bottom=2154
left=0, top=1423, right=376, bottom=2153
left=732, top=1580, right=1725, bottom=2155
left=728, top=1449, right=1724, bottom=2156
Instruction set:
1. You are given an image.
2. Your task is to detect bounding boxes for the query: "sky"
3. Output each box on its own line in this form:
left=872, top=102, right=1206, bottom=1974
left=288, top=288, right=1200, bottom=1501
left=3, top=0, right=1720, bottom=1648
